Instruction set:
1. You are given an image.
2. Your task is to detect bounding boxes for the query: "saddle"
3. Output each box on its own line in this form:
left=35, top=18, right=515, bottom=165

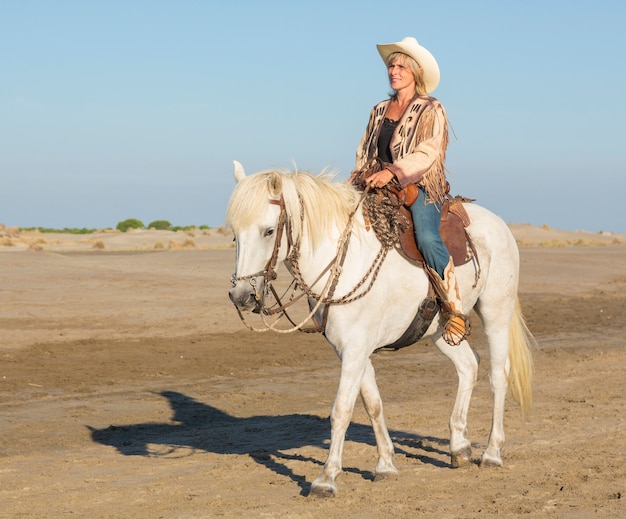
left=352, top=158, right=476, bottom=269
left=394, top=195, right=475, bottom=268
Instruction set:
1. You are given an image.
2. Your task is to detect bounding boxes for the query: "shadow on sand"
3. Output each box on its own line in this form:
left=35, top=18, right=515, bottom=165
left=88, top=391, right=450, bottom=495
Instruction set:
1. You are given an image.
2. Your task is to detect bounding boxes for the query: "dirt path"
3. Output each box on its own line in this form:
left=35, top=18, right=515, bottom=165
left=1, top=247, right=625, bottom=518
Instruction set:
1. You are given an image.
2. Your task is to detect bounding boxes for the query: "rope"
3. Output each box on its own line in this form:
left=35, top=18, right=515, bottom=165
left=235, top=188, right=388, bottom=334
left=362, top=189, right=408, bottom=251
left=233, top=162, right=411, bottom=334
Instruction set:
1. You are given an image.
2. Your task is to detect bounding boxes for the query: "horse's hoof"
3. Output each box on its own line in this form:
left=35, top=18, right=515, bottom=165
left=374, top=469, right=399, bottom=482
left=309, top=482, right=337, bottom=498
left=450, top=446, right=472, bottom=468
left=479, top=457, right=503, bottom=468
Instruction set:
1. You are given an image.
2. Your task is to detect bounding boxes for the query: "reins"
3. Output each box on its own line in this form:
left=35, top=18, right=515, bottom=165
left=231, top=185, right=388, bottom=334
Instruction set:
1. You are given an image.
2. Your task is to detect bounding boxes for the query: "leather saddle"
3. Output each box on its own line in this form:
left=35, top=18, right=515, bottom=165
left=395, top=195, right=475, bottom=268
left=350, top=157, right=475, bottom=268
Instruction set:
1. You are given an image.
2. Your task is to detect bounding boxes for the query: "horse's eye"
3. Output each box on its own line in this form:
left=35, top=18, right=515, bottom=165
left=264, top=228, right=275, bottom=238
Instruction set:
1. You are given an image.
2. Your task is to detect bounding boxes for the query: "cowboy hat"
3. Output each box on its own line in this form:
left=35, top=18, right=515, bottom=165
left=376, top=37, right=440, bottom=94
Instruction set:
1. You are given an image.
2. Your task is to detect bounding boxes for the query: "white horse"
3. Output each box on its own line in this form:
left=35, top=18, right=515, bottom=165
left=226, top=161, right=533, bottom=497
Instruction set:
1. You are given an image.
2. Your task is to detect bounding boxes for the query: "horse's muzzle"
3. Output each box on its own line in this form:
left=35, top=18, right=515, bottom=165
left=229, top=286, right=263, bottom=313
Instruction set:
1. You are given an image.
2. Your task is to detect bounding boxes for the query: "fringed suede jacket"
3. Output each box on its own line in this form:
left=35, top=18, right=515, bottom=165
left=355, top=95, right=450, bottom=205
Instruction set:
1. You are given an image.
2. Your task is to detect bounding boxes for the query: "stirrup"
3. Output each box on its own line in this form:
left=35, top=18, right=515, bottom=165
left=442, top=312, right=471, bottom=346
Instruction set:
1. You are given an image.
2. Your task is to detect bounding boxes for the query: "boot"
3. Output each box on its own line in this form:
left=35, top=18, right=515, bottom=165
left=441, top=258, right=470, bottom=346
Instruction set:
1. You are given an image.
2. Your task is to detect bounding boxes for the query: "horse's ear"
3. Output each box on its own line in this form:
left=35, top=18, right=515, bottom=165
left=268, top=171, right=282, bottom=197
left=233, top=160, right=246, bottom=183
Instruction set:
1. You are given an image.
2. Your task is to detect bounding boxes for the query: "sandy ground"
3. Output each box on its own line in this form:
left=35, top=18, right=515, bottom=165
left=1, top=226, right=626, bottom=518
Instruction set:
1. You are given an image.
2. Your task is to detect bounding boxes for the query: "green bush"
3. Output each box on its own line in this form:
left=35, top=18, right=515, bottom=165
left=171, top=225, right=196, bottom=232
left=116, top=218, right=144, bottom=232
left=21, top=227, right=99, bottom=234
left=147, top=220, right=172, bottom=230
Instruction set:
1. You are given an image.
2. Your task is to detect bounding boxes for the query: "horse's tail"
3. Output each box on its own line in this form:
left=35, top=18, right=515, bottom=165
left=508, top=298, right=535, bottom=418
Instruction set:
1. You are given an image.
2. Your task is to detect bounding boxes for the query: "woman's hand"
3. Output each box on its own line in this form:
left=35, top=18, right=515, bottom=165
left=366, top=168, right=395, bottom=188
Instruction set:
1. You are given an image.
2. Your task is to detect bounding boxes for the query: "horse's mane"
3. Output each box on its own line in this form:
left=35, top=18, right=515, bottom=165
left=226, top=168, right=362, bottom=249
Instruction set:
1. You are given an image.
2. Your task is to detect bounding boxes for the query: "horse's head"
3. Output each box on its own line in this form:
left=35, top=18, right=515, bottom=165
left=227, top=161, right=293, bottom=313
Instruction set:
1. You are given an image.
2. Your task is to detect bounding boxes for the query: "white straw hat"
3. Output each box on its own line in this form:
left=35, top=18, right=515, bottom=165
left=376, top=37, right=440, bottom=94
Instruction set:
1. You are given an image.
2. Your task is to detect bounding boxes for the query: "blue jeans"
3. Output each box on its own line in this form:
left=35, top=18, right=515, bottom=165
left=409, top=188, right=450, bottom=278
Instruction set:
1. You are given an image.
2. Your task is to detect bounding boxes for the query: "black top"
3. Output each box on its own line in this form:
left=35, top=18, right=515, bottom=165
left=377, top=118, right=399, bottom=163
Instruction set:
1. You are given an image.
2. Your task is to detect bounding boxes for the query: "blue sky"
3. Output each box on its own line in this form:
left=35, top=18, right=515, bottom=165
left=2, top=0, right=625, bottom=232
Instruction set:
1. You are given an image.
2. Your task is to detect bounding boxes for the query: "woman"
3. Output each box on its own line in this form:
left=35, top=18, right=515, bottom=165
left=354, top=36, right=468, bottom=346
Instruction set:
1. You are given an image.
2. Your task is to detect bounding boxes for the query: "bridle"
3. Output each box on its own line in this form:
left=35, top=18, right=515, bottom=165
left=230, top=186, right=389, bottom=334
left=229, top=197, right=291, bottom=304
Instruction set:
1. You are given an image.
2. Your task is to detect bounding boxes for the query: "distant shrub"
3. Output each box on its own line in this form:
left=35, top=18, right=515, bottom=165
left=171, top=225, right=196, bottom=232
left=215, top=225, right=230, bottom=235
left=116, top=218, right=144, bottom=232
left=168, top=238, right=196, bottom=250
left=20, top=227, right=98, bottom=234
left=147, top=220, right=172, bottom=230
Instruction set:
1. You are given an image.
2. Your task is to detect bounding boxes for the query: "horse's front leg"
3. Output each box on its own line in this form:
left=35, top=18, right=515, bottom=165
left=360, top=358, right=397, bottom=480
left=310, top=348, right=368, bottom=498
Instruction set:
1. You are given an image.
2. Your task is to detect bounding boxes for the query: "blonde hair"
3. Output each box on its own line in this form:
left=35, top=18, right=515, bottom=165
left=388, top=52, right=428, bottom=97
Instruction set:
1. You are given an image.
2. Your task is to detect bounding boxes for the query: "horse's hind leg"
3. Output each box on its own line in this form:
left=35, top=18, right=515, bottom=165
left=475, top=286, right=523, bottom=467
left=434, top=338, right=479, bottom=467
left=360, top=358, right=398, bottom=480
left=480, top=324, right=510, bottom=467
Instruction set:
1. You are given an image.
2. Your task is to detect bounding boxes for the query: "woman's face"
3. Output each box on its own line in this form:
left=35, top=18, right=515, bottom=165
left=387, top=56, right=416, bottom=92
